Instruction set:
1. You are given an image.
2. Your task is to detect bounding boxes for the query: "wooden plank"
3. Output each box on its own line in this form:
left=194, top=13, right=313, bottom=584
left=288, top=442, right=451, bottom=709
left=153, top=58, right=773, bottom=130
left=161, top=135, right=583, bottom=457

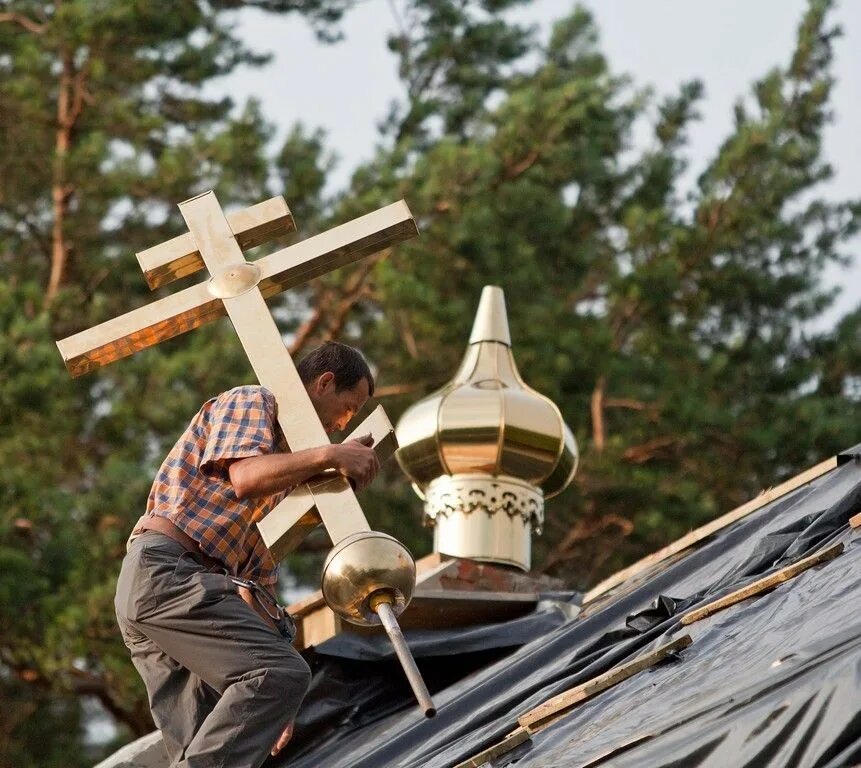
left=850, top=511, right=861, bottom=529
left=256, top=201, right=416, bottom=300
left=288, top=590, right=327, bottom=619
left=299, top=606, right=342, bottom=648
left=679, top=542, right=844, bottom=626
left=289, top=590, right=538, bottom=650
left=452, top=727, right=531, bottom=768
left=395, top=591, right=536, bottom=630
left=518, top=635, right=693, bottom=731
left=416, top=551, right=447, bottom=575
left=57, top=281, right=223, bottom=377
left=584, top=457, right=838, bottom=604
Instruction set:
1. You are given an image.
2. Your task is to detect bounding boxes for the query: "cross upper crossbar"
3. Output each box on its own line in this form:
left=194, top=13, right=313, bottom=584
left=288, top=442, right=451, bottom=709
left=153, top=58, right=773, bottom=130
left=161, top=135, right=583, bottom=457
left=57, top=197, right=416, bottom=377
left=57, top=190, right=419, bottom=556
left=138, top=196, right=296, bottom=289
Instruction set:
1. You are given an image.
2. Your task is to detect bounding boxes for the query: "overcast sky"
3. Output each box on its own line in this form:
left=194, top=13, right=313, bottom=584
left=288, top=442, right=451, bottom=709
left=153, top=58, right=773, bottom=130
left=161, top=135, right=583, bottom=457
left=208, top=0, right=861, bottom=325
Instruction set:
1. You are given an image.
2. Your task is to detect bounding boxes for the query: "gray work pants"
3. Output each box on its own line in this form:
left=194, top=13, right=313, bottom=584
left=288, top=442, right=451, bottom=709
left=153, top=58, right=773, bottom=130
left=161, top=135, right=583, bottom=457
left=114, top=532, right=311, bottom=768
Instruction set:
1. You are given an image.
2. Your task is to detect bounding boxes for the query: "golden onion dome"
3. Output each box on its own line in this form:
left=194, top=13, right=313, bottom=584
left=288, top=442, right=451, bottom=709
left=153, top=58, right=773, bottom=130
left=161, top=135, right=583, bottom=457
left=395, top=286, right=578, bottom=571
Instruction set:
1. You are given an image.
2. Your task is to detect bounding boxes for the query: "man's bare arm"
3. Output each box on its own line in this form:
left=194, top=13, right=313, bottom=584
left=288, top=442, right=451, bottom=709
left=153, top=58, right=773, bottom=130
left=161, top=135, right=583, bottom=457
left=228, top=434, right=379, bottom=499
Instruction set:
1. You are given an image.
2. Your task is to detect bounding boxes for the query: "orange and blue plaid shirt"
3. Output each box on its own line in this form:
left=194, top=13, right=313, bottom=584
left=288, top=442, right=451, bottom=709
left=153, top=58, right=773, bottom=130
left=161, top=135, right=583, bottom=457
left=134, top=385, right=289, bottom=592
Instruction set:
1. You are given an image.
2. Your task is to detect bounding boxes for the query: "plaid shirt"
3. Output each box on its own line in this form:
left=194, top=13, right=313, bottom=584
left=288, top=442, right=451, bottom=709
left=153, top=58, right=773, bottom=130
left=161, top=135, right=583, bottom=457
left=134, top=385, right=289, bottom=592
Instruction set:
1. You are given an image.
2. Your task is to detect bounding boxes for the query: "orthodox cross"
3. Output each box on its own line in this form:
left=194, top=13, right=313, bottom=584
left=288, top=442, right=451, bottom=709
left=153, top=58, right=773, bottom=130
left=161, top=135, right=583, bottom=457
left=57, top=191, right=417, bottom=558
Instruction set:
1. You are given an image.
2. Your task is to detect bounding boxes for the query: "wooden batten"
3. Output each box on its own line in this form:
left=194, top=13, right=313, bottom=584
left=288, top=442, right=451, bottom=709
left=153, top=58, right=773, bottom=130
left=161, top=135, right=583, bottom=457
left=679, top=542, right=844, bottom=626
left=452, top=635, right=693, bottom=768
left=452, top=727, right=531, bottom=768
left=584, top=456, right=839, bottom=604
left=518, top=635, right=693, bottom=731
left=290, top=590, right=538, bottom=651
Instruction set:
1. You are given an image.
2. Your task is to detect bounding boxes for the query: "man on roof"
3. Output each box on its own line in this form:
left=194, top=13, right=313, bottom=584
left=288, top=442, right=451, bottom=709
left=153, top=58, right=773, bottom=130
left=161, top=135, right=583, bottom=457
left=114, top=341, right=380, bottom=768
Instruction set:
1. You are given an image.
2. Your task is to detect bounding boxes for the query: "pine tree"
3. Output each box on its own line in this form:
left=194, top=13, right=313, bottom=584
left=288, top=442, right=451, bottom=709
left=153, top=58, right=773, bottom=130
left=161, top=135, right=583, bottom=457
left=0, top=0, right=352, bottom=759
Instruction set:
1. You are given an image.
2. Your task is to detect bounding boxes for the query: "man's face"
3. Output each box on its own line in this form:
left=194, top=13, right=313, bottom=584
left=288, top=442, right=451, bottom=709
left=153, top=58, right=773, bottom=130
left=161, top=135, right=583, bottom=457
left=307, top=372, right=371, bottom=434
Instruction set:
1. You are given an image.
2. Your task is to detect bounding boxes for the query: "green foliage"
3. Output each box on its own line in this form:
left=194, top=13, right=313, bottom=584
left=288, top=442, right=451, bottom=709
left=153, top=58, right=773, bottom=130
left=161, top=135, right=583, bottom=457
left=383, top=0, right=533, bottom=143
left=1, top=0, right=860, bottom=762
left=331, top=0, right=861, bottom=583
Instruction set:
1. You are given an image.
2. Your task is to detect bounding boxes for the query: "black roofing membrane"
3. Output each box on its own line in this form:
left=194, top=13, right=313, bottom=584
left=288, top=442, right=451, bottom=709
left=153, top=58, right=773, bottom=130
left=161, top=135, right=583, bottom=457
left=276, top=452, right=861, bottom=767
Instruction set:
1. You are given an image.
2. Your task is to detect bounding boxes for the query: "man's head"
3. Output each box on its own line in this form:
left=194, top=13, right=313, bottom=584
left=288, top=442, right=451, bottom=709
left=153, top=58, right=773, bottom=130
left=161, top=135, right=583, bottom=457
left=297, top=341, right=375, bottom=433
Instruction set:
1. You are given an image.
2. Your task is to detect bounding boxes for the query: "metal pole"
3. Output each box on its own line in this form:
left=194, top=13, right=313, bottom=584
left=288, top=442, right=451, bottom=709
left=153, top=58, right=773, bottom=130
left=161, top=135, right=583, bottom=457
left=374, top=600, right=436, bottom=718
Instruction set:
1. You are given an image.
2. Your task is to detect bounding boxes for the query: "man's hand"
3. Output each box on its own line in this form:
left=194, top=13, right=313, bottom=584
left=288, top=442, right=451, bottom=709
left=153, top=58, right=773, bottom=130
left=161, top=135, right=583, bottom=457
left=329, top=433, right=379, bottom=491
left=271, top=721, right=294, bottom=756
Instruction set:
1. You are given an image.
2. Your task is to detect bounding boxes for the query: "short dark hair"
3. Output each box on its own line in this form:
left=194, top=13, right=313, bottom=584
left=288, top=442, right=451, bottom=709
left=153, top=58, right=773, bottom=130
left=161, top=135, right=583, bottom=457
left=296, top=341, right=375, bottom=397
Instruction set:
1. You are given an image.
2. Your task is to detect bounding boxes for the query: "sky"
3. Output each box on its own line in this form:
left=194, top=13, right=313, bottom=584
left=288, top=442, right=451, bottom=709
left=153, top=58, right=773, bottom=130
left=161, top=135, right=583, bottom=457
left=208, top=0, right=861, bottom=325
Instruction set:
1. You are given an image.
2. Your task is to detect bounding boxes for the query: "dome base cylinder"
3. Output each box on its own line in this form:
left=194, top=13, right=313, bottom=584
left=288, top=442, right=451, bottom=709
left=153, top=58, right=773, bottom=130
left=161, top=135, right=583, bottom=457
left=424, top=474, right=544, bottom=572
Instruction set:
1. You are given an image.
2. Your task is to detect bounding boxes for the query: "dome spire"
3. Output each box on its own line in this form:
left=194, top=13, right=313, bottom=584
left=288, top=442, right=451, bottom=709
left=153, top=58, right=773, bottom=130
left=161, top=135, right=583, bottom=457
left=468, top=285, right=511, bottom=346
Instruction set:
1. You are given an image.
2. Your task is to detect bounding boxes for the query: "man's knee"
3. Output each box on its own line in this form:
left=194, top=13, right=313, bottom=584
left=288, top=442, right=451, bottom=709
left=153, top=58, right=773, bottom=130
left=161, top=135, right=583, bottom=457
left=261, top=647, right=311, bottom=699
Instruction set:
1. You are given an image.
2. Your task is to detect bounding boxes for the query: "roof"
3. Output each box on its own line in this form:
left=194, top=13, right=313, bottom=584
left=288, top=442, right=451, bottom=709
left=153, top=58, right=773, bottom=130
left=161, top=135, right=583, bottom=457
left=277, top=446, right=861, bottom=767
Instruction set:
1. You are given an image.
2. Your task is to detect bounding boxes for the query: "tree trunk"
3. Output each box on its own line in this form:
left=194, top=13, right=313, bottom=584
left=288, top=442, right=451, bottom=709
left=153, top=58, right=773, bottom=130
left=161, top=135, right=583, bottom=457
left=47, top=32, right=90, bottom=304
left=46, top=46, right=74, bottom=304
left=591, top=375, right=606, bottom=452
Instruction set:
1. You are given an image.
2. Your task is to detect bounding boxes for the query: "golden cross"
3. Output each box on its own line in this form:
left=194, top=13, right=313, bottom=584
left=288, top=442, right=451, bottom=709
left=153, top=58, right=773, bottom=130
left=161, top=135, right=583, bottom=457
left=57, top=191, right=418, bottom=557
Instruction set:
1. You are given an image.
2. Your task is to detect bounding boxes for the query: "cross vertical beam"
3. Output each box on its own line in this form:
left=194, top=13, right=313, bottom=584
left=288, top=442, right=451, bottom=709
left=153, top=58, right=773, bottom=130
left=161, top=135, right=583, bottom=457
left=178, top=192, right=371, bottom=544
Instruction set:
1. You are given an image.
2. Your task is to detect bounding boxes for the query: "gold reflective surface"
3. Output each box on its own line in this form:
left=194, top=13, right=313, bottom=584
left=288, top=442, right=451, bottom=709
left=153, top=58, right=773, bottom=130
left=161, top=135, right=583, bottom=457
left=467, top=283, right=510, bottom=345
left=396, top=285, right=579, bottom=569
left=396, top=286, right=578, bottom=491
left=321, top=531, right=416, bottom=626
left=540, top=420, right=579, bottom=498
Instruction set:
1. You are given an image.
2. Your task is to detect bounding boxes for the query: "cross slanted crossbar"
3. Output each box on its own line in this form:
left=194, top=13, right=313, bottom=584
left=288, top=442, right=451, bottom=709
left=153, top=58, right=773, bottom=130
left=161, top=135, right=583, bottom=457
left=57, top=191, right=418, bottom=557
